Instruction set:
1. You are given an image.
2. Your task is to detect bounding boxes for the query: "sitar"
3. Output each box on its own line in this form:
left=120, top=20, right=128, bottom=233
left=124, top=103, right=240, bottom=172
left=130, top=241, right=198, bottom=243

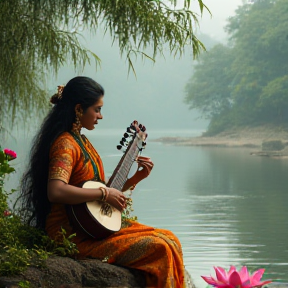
left=67, top=121, right=151, bottom=240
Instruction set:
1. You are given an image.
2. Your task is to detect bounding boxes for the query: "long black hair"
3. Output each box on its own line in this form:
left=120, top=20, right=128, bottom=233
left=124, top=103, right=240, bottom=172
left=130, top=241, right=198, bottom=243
left=20, top=76, right=104, bottom=229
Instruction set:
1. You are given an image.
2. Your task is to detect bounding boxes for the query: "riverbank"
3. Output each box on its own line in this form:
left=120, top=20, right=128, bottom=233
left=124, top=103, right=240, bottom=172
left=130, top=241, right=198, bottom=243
left=153, top=125, right=288, bottom=149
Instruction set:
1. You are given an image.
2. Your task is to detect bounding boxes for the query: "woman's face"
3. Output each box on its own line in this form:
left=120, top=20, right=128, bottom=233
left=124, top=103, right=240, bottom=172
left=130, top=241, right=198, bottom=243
left=80, top=96, right=104, bottom=130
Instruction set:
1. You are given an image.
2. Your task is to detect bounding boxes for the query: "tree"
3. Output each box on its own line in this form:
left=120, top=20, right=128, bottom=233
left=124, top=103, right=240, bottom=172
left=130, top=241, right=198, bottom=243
left=259, top=75, right=288, bottom=123
left=185, top=0, right=288, bottom=134
left=184, top=44, right=234, bottom=119
left=0, top=0, right=209, bottom=130
left=226, top=0, right=288, bottom=126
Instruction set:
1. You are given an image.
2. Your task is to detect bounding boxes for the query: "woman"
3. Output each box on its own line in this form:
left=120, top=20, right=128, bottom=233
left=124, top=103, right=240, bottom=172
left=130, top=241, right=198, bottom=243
left=21, top=76, right=186, bottom=288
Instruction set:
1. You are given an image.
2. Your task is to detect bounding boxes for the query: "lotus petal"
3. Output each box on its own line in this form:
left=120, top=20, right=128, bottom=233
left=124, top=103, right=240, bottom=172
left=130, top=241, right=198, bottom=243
left=202, top=275, right=231, bottom=287
left=201, top=276, right=219, bottom=286
left=201, top=277, right=234, bottom=288
left=229, top=271, right=242, bottom=288
left=251, top=269, right=265, bottom=283
left=213, top=284, right=234, bottom=288
left=228, top=266, right=237, bottom=277
left=242, top=279, right=252, bottom=288
left=215, top=266, right=229, bottom=283
left=256, top=280, right=273, bottom=286
left=239, top=266, right=250, bottom=283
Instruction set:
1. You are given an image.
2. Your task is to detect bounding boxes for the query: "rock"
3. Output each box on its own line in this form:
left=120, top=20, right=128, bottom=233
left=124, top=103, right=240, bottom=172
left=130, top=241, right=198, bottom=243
left=0, top=256, right=195, bottom=288
left=184, top=269, right=196, bottom=288
left=262, top=140, right=286, bottom=151
left=0, top=256, right=145, bottom=288
left=251, top=145, right=288, bottom=158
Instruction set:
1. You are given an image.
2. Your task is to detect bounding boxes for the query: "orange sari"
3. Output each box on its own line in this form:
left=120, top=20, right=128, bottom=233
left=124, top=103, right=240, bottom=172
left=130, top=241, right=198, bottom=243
left=46, top=132, right=185, bottom=288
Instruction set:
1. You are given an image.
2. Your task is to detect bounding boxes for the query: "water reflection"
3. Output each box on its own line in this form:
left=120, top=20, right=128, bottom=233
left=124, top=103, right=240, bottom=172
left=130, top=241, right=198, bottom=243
left=131, top=144, right=288, bottom=287
left=184, top=147, right=288, bottom=285
left=3, top=130, right=288, bottom=287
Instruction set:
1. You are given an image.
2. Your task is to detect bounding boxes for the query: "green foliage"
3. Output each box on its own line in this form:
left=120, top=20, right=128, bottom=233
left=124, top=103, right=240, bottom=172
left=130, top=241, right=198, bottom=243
left=203, top=111, right=234, bottom=136
left=0, top=244, right=31, bottom=276
left=18, top=281, right=31, bottom=288
left=122, top=197, right=138, bottom=227
left=185, top=0, right=288, bottom=134
left=0, top=146, right=78, bottom=276
left=0, top=148, right=15, bottom=214
left=184, top=44, right=234, bottom=118
left=43, top=227, right=79, bottom=258
left=0, top=0, right=208, bottom=129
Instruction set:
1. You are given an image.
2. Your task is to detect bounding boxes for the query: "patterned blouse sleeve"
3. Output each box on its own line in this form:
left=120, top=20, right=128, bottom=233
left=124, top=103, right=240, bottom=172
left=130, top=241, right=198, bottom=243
left=49, top=136, right=76, bottom=184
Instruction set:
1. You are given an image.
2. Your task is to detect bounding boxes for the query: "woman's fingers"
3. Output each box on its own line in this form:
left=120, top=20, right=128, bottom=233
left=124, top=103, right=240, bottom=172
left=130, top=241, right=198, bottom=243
left=105, top=188, right=126, bottom=211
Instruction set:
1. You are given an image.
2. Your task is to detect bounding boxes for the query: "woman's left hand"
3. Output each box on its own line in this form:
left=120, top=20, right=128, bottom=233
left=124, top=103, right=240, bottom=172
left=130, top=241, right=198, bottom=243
left=122, top=156, right=154, bottom=191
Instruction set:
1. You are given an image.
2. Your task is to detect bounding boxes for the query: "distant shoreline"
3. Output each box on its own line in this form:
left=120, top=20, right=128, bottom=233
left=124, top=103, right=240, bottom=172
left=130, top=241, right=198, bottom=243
left=152, top=135, right=262, bottom=148
left=152, top=126, right=288, bottom=156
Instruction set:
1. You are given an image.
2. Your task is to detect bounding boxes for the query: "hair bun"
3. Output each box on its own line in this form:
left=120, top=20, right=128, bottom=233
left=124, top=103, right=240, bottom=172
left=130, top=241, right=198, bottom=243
left=50, top=93, right=60, bottom=104
left=50, top=85, right=65, bottom=105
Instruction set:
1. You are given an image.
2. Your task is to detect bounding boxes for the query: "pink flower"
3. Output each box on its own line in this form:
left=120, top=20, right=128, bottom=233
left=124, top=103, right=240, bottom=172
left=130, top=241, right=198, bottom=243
left=3, top=148, right=17, bottom=160
left=201, top=266, right=272, bottom=288
left=3, top=210, right=11, bottom=217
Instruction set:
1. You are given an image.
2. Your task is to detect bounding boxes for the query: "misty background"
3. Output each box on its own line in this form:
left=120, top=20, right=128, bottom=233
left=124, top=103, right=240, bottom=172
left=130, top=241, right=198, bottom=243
left=43, top=0, right=243, bottom=134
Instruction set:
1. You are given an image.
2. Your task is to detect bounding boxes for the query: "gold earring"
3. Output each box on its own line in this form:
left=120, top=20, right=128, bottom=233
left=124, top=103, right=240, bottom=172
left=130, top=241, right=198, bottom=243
left=72, top=109, right=83, bottom=135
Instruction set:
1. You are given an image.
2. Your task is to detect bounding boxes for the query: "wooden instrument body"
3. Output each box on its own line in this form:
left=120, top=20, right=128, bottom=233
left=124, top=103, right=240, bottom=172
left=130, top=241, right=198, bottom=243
left=67, top=181, right=122, bottom=240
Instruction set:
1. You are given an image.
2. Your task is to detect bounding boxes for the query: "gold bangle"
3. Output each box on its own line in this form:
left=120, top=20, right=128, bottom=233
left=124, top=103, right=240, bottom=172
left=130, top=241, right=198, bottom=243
left=104, top=187, right=109, bottom=202
left=99, top=187, right=106, bottom=201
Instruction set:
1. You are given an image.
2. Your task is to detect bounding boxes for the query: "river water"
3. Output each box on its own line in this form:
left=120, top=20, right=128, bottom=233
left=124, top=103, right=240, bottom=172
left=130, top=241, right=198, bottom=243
left=4, top=128, right=288, bottom=287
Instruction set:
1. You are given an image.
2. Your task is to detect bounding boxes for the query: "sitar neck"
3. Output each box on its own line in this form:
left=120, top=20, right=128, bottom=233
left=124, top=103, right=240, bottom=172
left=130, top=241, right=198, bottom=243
left=106, top=139, right=140, bottom=191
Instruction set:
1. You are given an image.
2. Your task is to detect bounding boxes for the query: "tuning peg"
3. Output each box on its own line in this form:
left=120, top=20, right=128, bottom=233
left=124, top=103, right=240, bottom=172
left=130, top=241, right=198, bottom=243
left=117, top=145, right=126, bottom=152
left=123, top=132, right=129, bottom=138
left=129, top=125, right=136, bottom=131
left=132, top=120, right=138, bottom=126
left=142, top=141, right=146, bottom=146
left=139, top=124, right=143, bottom=129
left=121, top=137, right=127, bottom=142
left=126, top=127, right=135, bottom=133
left=141, top=125, right=146, bottom=132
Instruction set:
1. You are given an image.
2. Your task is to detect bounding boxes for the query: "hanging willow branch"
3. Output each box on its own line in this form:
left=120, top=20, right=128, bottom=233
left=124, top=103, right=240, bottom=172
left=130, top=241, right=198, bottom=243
left=0, top=0, right=209, bottom=127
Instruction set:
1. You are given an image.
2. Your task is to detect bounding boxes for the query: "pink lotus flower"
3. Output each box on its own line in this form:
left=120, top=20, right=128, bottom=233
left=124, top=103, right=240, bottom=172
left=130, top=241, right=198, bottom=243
left=3, top=148, right=17, bottom=160
left=202, top=266, right=272, bottom=288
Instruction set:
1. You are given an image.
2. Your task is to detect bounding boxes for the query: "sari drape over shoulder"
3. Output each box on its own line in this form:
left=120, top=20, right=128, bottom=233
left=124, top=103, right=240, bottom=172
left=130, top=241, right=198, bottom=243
left=46, top=132, right=186, bottom=288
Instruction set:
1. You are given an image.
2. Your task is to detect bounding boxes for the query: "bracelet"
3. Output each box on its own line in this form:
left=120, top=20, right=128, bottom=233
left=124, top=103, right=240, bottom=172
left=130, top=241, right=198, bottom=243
left=104, top=187, right=110, bottom=202
left=99, top=187, right=106, bottom=201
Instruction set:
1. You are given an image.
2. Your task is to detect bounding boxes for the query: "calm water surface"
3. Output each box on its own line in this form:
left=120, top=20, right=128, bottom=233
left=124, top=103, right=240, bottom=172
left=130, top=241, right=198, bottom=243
left=6, top=128, right=288, bottom=287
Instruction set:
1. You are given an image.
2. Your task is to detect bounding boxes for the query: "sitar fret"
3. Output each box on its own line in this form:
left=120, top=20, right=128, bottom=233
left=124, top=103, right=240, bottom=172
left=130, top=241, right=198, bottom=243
left=108, top=139, right=140, bottom=191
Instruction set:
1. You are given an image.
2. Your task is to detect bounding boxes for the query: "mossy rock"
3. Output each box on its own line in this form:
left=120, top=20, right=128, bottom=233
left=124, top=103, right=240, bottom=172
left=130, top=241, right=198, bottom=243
left=0, top=256, right=195, bottom=288
left=262, top=140, right=285, bottom=151
left=0, top=256, right=146, bottom=288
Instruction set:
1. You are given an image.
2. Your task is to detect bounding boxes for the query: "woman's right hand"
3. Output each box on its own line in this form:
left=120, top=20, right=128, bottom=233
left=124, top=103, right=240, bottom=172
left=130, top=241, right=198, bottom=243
left=105, top=187, right=127, bottom=212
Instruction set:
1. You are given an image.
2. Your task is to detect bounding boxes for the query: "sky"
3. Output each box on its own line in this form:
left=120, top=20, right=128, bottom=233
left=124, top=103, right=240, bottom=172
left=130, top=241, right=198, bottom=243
left=49, top=0, right=244, bottom=134
left=194, top=0, right=243, bottom=41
